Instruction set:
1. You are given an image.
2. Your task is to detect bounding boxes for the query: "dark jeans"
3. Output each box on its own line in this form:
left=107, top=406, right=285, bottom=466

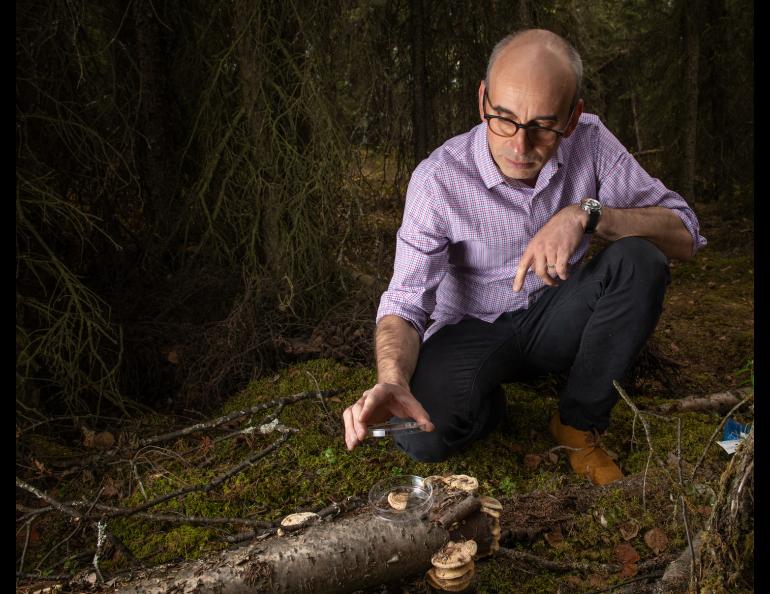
left=394, top=237, right=671, bottom=462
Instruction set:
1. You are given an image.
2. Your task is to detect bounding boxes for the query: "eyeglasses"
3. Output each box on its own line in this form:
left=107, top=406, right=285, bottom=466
left=483, top=89, right=574, bottom=146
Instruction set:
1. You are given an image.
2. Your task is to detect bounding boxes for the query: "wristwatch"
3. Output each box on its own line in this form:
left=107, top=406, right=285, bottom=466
left=580, top=198, right=602, bottom=234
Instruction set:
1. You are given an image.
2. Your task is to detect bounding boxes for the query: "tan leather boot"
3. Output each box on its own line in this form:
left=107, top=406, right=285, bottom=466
left=549, top=414, right=623, bottom=486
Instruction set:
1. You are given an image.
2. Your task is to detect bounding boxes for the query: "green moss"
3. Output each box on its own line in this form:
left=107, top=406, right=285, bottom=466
left=111, top=522, right=221, bottom=566
left=476, top=558, right=560, bottom=593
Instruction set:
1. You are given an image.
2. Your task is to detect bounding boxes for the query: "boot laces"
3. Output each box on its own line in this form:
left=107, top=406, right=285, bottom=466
left=583, top=428, right=603, bottom=453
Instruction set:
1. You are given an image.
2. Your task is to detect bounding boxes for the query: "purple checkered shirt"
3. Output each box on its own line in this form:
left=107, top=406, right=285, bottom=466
left=377, top=114, right=707, bottom=341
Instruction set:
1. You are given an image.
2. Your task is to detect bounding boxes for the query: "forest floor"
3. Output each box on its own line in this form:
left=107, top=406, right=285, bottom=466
left=16, top=198, right=754, bottom=593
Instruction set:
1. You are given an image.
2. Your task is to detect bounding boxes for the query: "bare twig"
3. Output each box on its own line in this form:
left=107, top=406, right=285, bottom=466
left=18, top=521, right=31, bottom=577
left=130, top=459, right=148, bottom=500
left=16, top=483, right=106, bottom=572
left=582, top=571, right=665, bottom=593
left=73, top=504, right=273, bottom=528
left=16, top=573, right=71, bottom=581
left=138, top=389, right=340, bottom=446
left=496, top=546, right=618, bottom=574
left=676, top=418, right=698, bottom=590
left=655, top=387, right=752, bottom=414
left=16, top=478, right=81, bottom=519
left=92, top=520, right=107, bottom=584
left=613, top=381, right=664, bottom=511
left=305, top=371, right=339, bottom=432
left=16, top=503, right=53, bottom=523
left=104, top=431, right=296, bottom=518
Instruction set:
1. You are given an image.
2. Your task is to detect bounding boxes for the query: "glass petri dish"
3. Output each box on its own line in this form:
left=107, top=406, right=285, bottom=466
left=367, top=421, right=429, bottom=438
left=369, top=475, right=433, bottom=522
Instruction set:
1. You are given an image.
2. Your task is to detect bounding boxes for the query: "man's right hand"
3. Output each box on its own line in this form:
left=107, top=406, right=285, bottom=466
left=342, top=382, right=434, bottom=451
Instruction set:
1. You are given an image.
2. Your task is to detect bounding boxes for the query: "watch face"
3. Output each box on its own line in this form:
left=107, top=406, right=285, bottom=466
left=581, top=198, right=601, bottom=211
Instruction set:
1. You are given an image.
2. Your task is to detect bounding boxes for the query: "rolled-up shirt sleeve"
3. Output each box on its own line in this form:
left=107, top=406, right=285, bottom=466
left=376, top=167, right=449, bottom=339
left=594, top=121, right=707, bottom=256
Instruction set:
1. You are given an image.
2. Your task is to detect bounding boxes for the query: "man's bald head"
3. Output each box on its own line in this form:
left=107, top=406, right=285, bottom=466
left=485, top=29, right=582, bottom=107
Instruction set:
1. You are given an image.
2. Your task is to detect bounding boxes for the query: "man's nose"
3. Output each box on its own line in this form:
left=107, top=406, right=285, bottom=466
left=507, top=128, right=532, bottom=154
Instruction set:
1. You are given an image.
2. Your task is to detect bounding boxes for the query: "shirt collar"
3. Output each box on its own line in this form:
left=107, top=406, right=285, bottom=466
left=473, top=122, right=565, bottom=191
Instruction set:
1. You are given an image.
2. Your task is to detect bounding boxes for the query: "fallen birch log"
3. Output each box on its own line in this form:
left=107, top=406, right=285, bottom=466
left=77, top=473, right=675, bottom=593
left=104, top=481, right=496, bottom=593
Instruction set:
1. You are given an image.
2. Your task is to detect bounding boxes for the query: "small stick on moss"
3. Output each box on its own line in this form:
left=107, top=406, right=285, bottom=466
left=305, top=370, right=340, bottom=432
left=138, top=389, right=341, bottom=446
left=92, top=520, right=107, bottom=584
left=676, top=417, right=699, bottom=590
left=17, top=520, right=31, bottom=577
left=105, top=431, right=296, bottom=518
left=496, top=546, right=619, bottom=574
left=16, top=478, right=82, bottom=520
left=77, top=504, right=273, bottom=528
left=16, top=504, right=53, bottom=523
left=16, top=573, right=71, bottom=581
left=581, top=571, right=665, bottom=593
left=612, top=381, right=682, bottom=506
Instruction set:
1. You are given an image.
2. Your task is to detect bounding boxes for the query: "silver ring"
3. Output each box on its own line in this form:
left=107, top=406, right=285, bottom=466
left=546, top=264, right=556, bottom=269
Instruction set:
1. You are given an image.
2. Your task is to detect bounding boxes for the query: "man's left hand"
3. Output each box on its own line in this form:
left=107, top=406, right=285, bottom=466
left=513, top=204, right=586, bottom=292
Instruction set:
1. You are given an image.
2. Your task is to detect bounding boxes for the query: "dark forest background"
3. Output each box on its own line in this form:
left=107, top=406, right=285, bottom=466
left=16, top=0, right=754, bottom=419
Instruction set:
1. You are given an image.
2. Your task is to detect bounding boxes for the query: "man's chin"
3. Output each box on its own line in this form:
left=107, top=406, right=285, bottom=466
left=502, top=165, right=541, bottom=183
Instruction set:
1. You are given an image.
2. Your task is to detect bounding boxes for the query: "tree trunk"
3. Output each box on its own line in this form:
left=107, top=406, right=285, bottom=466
left=231, top=2, right=282, bottom=274
left=682, top=6, right=700, bottom=202
left=705, top=0, right=730, bottom=202
left=133, top=0, right=175, bottom=234
left=518, top=0, right=532, bottom=27
left=410, top=0, right=430, bottom=164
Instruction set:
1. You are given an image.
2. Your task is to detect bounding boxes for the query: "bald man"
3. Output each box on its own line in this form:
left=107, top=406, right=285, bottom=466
left=342, top=29, right=706, bottom=486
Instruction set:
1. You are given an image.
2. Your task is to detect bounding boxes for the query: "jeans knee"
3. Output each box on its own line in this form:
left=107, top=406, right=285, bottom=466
left=607, top=237, right=670, bottom=285
left=613, top=236, right=666, bottom=264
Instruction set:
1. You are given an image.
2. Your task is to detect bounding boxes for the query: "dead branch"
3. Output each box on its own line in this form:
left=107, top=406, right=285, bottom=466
left=497, top=546, right=618, bottom=574
left=138, top=389, right=340, bottom=447
left=612, top=381, right=681, bottom=504
left=108, top=431, right=295, bottom=518
left=75, top=504, right=274, bottom=529
left=16, top=478, right=83, bottom=520
left=654, top=387, right=753, bottom=414
left=435, top=493, right=481, bottom=528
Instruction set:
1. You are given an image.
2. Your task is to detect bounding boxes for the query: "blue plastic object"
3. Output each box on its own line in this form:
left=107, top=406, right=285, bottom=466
left=723, top=418, right=750, bottom=441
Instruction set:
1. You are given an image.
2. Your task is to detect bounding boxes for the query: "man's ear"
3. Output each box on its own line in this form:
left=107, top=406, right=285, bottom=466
left=477, top=80, right=487, bottom=122
left=562, top=99, right=584, bottom=138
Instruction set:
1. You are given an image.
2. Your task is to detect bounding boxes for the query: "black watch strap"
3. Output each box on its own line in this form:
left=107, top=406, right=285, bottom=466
left=580, top=198, right=602, bottom=234
left=584, top=209, right=600, bottom=234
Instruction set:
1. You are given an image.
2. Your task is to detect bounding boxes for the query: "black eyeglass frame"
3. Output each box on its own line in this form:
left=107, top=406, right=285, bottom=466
left=482, top=88, right=577, bottom=145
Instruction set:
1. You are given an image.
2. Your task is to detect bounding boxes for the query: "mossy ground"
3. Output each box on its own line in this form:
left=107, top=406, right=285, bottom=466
left=16, top=203, right=752, bottom=592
